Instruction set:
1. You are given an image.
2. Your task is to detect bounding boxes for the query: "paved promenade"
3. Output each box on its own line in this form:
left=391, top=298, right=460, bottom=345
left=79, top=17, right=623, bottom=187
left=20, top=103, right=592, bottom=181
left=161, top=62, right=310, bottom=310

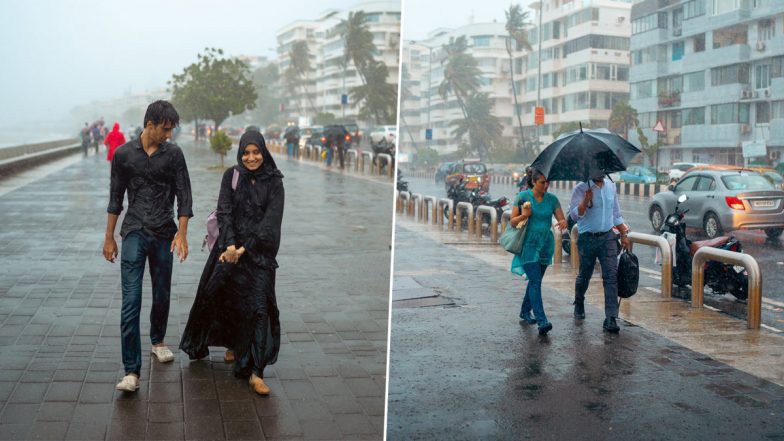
left=0, top=137, right=393, bottom=440
left=387, top=218, right=784, bottom=440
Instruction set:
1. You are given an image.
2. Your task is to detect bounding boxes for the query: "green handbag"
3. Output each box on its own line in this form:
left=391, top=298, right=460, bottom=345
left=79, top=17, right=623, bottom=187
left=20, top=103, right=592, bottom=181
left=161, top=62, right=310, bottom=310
left=500, top=219, right=527, bottom=254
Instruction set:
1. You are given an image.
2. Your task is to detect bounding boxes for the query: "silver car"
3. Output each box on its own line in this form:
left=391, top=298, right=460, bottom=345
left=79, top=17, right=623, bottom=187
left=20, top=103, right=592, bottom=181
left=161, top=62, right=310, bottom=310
left=648, top=168, right=784, bottom=239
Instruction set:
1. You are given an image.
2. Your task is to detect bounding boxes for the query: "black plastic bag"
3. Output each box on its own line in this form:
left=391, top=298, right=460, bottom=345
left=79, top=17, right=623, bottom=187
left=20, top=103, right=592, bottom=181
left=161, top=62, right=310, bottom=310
left=618, top=249, right=639, bottom=299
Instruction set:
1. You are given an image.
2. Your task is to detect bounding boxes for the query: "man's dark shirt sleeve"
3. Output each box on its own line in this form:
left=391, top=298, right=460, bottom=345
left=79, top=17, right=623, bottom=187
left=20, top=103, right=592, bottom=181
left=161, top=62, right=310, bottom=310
left=107, top=153, right=127, bottom=215
left=174, top=148, right=194, bottom=219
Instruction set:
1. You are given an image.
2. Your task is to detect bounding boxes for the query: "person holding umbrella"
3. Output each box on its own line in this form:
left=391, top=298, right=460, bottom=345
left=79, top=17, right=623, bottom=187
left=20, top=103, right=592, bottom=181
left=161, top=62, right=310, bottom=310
left=529, top=126, right=638, bottom=334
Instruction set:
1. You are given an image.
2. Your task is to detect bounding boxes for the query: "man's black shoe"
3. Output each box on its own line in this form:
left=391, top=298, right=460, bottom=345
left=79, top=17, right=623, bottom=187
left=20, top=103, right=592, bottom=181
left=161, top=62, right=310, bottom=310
left=603, top=317, right=620, bottom=333
left=573, top=301, right=585, bottom=320
left=538, top=322, right=553, bottom=335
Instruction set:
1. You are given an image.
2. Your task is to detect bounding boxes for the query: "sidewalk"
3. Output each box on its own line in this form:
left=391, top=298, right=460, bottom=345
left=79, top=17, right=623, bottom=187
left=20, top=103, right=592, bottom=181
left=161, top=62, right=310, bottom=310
left=0, top=137, right=392, bottom=440
left=387, top=218, right=784, bottom=440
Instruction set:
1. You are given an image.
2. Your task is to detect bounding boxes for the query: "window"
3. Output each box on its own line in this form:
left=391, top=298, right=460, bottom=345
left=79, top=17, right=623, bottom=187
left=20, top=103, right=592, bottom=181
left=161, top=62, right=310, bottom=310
left=658, top=76, right=683, bottom=94
left=563, top=35, right=630, bottom=56
left=594, top=64, right=612, bottom=80
left=683, top=71, right=705, bottom=92
left=632, top=12, right=668, bottom=35
left=617, top=66, right=629, bottom=81
left=694, top=33, right=706, bottom=52
left=472, top=36, right=491, bottom=47
left=365, top=13, right=381, bottom=22
left=757, top=102, right=771, bottom=123
left=772, top=100, right=784, bottom=119
left=562, top=92, right=590, bottom=112
left=713, top=0, right=740, bottom=15
left=712, top=26, right=748, bottom=49
left=675, top=176, right=699, bottom=192
left=759, top=19, right=775, bottom=41
left=563, top=63, right=588, bottom=84
left=672, top=41, right=685, bottom=61
left=711, top=63, right=750, bottom=86
left=682, top=107, right=706, bottom=125
left=710, top=103, right=750, bottom=124
left=638, top=112, right=655, bottom=128
left=755, top=64, right=771, bottom=89
left=684, top=0, right=706, bottom=19
left=631, top=80, right=656, bottom=99
left=695, top=177, right=716, bottom=191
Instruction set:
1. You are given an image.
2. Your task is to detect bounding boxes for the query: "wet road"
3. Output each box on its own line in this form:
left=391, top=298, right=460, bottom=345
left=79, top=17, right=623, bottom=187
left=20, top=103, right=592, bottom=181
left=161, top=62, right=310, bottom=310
left=401, top=175, right=784, bottom=329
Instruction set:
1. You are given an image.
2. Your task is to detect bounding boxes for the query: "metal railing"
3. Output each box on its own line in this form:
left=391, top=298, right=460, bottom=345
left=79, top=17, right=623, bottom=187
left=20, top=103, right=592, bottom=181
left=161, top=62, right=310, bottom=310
left=692, top=247, right=762, bottom=330
left=437, top=198, right=454, bottom=230
left=346, top=149, right=357, bottom=169
left=627, top=232, right=672, bottom=298
left=376, top=153, right=393, bottom=177
left=397, top=191, right=411, bottom=214
left=500, top=211, right=512, bottom=233
left=570, top=224, right=580, bottom=268
left=411, top=193, right=423, bottom=218
left=422, top=196, right=437, bottom=224
left=455, top=202, right=474, bottom=234
left=475, top=206, right=498, bottom=242
left=359, top=151, right=373, bottom=174
left=552, top=226, right=563, bottom=265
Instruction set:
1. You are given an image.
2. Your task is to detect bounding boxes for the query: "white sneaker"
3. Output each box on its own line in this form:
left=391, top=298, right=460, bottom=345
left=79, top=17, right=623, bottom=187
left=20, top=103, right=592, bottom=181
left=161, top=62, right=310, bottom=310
left=151, top=346, right=175, bottom=363
left=115, top=374, right=139, bottom=392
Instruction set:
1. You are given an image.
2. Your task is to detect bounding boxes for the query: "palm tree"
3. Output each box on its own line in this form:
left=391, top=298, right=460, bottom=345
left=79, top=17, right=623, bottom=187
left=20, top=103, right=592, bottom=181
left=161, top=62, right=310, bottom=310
left=288, top=40, right=317, bottom=116
left=438, top=36, right=482, bottom=119
left=349, top=61, right=397, bottom=124
left=505, top=4, right=533, bottom=161
left=450, top=92, right=503, bottom=160
left=340, top=11, right=376, bottom=85
left=609, top=100, right=639, bottom=139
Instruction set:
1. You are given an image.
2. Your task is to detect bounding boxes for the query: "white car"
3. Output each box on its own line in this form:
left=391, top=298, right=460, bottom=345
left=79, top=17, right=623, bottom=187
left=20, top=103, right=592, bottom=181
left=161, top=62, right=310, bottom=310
left=668, top=162, right=707, bottom=181
left=369, top=125, right=397, bottom=146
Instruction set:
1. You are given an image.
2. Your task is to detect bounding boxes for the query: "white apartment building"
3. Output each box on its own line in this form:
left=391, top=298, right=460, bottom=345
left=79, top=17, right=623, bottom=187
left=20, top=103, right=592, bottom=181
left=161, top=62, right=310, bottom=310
left=275, top=1, right=401, bottom=125
left=401, top=23, right=515, bottom=156
left=516, top=0, right=633, bottom=149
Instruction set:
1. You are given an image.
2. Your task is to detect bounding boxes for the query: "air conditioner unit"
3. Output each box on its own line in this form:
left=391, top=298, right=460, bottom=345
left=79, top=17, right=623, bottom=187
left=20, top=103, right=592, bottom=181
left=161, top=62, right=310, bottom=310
left=752, top=90, right=759, bottom=98
left=770, top=150, right=780, bottom=160
left=765, top=88, right=771, bottom=97
left=741, top=89, right=751, bottom=99
left=741, top=124, right=751, bottom=134
left=757, top=41, right=766, bottom=51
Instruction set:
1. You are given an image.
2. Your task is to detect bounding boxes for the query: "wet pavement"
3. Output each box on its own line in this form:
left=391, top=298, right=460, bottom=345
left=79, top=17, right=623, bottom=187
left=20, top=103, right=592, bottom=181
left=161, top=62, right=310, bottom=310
left=0, top=137, right=392, bottom=440
left=387, top=217, right=784, bottom=440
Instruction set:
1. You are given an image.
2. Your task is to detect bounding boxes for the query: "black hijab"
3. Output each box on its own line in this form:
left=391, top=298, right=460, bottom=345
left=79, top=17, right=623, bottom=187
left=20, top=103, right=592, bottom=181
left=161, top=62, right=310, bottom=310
left=234, top=130, right=283, bottom=206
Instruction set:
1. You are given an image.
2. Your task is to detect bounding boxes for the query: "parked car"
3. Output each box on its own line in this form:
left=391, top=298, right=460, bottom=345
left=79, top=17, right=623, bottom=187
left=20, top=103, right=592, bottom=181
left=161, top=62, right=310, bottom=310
left=648, top=168, right=784, bottom=239
left=619, top=166, right=657, bottom=184
left=435, top=162, right=456, bottom=184
left=748, top=166, right=784, bottom=191
left=668, top=162, right=708, bottom=181
left=445, top=160, right=490, bottom=192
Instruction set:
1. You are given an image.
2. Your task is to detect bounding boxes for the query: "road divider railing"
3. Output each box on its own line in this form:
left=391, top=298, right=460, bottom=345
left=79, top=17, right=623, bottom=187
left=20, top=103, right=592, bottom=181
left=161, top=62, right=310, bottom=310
left=437, top=198, right=454, bottom=230
left=691, top=247, right=762, bottom=329
left=454, top=202, right=474, bottom=235
left=475, top=206, right=498, bottom=242
left=268, top=142, right=391, bottom=179
left=627, top=232, right=673, bottom=298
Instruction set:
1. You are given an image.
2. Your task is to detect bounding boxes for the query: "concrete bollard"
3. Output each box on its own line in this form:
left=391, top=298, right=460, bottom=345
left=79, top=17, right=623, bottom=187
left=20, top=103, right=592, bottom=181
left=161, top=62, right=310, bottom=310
left=360, top=151, right=373, bottom=174
left=346, top=149, right=357, bottom=170
left=437, top=198, right=454, bottom=230
left=475, top=205, right=498, bottom=242
left=376, top=153, right=393, bottom=177
left=411, top=194, right=423, bottom=219
left=422, top=196, right=437, bottom=224
left=455, top=202, right=474, bottom=235
left=398, top=191, right=411, bottom=214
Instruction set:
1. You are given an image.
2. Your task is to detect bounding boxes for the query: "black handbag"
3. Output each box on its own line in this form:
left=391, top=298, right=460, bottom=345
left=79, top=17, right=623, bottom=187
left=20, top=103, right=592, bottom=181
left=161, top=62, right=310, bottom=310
left=617, top=249, right=639, bottom=300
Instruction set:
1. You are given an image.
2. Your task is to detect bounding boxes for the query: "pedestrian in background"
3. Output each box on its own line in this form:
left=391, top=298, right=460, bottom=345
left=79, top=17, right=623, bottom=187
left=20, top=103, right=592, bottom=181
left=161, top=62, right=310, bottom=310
left=104, top=122, right=126, bottom=163
left=102, top=100, right=192, bottom=392
left=510, top=168, right=568, bottom=335
left=80, top=123, right=90, bottom=157
left=180, top=130, right=285, bottom=396
left=569, top=172, right=630, bottom=334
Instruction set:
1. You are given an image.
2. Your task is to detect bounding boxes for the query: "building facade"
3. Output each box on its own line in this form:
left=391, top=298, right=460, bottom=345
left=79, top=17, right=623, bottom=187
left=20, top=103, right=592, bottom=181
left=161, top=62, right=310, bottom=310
left=275, top=1, right=401, bottom=126
left=516, top=0, right=633, bottom=149
left=629, top=0, right=784, bottom=167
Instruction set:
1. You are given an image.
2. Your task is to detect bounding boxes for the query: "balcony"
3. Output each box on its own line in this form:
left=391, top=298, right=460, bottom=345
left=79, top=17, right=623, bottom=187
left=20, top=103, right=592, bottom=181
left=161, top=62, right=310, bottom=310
left=658, top=90, right=681, bottom=108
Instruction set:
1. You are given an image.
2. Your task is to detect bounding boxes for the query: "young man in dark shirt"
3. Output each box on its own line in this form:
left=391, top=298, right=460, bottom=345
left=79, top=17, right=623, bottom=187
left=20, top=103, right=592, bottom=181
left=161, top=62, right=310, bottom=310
left=102, top=100, right=193, bottom=392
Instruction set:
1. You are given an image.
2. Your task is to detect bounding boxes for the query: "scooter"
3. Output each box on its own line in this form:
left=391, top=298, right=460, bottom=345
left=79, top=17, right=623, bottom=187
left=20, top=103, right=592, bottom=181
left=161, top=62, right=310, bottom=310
left=396, top=170, right=409, bottom=192
left=662, top=194, right=748, bottom=301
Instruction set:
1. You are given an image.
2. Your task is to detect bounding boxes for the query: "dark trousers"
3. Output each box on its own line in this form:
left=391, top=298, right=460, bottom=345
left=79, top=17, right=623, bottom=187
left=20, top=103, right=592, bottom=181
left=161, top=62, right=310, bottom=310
left=336, top=145, right=345, bottom=168
left=574, top=231, right=619, bottom=319
left=120, top=230, right=173, bottom=376
left=286, top=142, right=295, bottom=158
left=520, top=263, right=549, bottom=326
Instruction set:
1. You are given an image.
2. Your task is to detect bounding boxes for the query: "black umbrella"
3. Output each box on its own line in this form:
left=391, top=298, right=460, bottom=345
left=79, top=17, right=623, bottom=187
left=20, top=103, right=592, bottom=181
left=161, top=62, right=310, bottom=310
left=530, top=127, right=641, bottom=182
left=284, top=125, right=299, bottom=135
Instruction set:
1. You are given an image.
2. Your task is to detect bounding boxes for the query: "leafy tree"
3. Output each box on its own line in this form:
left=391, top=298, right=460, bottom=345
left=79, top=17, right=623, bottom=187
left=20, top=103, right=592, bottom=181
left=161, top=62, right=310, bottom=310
left=251, top=64, right=283, bottom=126
left=169, top=48, right=257, bottom=136
left=505, top=4, right=534, bottom=162
left=288, top=41, right=317, bottom=116
left=636, top=126, right=662, bottom=171
left=314, top=112, right=336, bottom=125
left=349, top=61, right=398, bottom=124
left=450, top=92, right=503, bottom=160
left=340, top=11, right=376, bottom=85
left=609, top=100, right=639, bottom=139
left=210, top=129, right=233, bottom=167
left=438, top=36, right=482, bottom=118
left=415, top=146, right=439, bottom=168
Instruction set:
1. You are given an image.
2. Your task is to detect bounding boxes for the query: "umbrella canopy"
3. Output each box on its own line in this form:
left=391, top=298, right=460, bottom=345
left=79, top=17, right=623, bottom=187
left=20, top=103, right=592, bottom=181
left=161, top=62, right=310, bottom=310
left=284, top=125, right=299, bottom=134
left=530, top=128, right=641, bottom=182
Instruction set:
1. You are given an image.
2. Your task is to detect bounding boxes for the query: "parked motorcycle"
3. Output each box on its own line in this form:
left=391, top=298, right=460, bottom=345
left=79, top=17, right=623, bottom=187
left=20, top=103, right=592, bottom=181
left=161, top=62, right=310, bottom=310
left=662, top=194, right=748, bottom=301
left=444, top=179, right=509, bottom=226
left=396, top=170, right=409, bottom=192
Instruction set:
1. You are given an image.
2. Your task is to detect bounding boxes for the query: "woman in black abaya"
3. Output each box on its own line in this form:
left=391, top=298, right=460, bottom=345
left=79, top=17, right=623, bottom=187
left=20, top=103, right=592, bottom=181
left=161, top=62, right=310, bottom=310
left=180, top=130, right=284, bottom=395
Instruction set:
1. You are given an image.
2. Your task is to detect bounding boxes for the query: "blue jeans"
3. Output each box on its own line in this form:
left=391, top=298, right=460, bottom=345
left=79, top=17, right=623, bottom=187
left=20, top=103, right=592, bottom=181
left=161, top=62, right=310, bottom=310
left=574, top=231, right=619, bottom=319
left=326, top=146, right=333, bottom=166
left=120, top=230, right=173, bottom=376
left=520, top=263, right=549, bottom=326
left=287, top=142, right=295, bottom=158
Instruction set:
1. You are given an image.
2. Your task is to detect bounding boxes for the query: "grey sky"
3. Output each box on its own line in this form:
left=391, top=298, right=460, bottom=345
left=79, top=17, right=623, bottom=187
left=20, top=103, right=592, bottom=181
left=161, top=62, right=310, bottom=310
left=402, top=0, right=536, bottom=42
left=0, top=0, right=358, bottom=125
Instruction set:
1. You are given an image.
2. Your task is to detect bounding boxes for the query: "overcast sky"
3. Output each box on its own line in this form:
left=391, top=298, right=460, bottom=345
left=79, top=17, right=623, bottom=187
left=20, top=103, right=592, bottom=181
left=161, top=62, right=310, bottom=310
left=0, top=0, right=358, bottom=126
left=402, top=0, right=536, bottom=42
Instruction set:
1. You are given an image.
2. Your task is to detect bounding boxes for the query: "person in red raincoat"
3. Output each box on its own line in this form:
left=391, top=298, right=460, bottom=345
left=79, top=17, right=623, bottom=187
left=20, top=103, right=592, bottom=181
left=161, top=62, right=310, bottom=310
left=104, top=122, right=126, bottom=162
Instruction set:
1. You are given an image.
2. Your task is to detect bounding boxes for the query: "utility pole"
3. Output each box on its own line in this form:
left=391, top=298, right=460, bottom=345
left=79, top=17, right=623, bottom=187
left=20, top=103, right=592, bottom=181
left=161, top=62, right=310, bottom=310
left=427, top=45, right=434, bottom=151
left=536, top=0, right=543, bottom=154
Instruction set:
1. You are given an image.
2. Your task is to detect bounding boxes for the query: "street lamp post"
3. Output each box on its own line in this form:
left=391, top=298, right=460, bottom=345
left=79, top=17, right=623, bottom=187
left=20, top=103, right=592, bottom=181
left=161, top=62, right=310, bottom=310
left=536, top=0, right=543, bottom=154
left=426, top=45, right=434, bottom=151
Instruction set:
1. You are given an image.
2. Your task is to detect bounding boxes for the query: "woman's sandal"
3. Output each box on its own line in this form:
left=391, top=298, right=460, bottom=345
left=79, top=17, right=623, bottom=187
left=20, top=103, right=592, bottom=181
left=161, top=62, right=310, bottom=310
left=249, top=373, right=270, bottom=395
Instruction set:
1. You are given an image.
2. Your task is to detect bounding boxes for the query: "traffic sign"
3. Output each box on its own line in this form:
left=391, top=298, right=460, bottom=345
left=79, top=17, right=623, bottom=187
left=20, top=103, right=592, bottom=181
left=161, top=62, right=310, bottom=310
left=653, top=120, right=665, bottom=132
left=534, top=107, right=545, bottom=125
left=425, top=128, right=433, bottom=140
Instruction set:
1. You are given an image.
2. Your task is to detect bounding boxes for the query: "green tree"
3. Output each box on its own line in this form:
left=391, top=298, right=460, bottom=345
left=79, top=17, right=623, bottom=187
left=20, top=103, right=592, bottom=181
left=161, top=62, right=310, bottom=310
left=251, top=64, right=283, bottom=126
left=210, top=129, right=233, bottom=167
left=609, top=100, right=639, bottom=139
left=636, top=126, right=662, bottom=171
left=314, top=112, right=336, bottom=125
left=340, top=11, right=376, bottom=85
left=288, top=41, right=318, bottom=116
left=450, top=92, right=503, bottom=160
left=415, top=146, right=439, bottom=168
left=169, top=48, right=257, bottom=136
left=349, top=61, right=398, bottom=124
left=438, top=36, right=482, bottom=119
left=504, top=4, right=534, bottom=162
